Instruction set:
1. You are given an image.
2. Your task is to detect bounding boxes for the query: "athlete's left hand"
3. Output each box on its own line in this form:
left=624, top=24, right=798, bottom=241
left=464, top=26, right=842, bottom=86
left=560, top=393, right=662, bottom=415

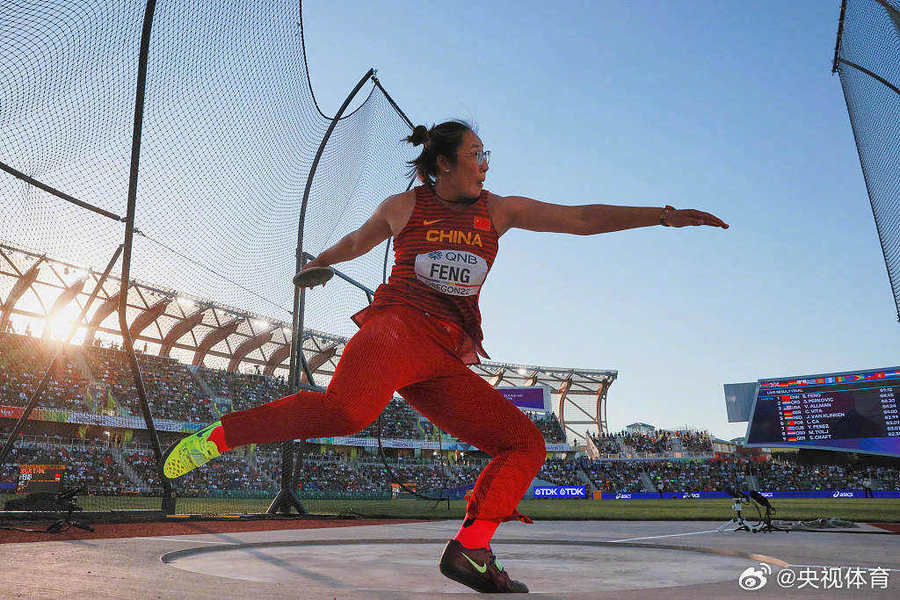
left=667, top=209, right=729, bottom=229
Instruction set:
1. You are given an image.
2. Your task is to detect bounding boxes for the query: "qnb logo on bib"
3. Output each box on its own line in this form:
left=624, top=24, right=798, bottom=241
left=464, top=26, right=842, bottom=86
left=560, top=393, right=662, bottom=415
left=415, top=250, right=488, bottom=297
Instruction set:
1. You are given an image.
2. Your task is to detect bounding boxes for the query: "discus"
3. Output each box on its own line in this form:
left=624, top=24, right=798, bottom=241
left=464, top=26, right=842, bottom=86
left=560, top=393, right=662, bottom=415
left=293, top=266, right=334, bottom=289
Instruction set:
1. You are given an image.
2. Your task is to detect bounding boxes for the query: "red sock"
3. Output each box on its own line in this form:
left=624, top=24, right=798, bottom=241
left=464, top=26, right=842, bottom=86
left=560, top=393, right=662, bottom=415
left=454, top=515, right=499, bottom=549
left=208, top=423, right=230, bottom=453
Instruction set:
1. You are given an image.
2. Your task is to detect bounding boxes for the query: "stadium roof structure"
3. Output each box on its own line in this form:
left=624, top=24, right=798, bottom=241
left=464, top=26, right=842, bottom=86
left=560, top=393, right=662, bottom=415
left=0, top=242, right=617, bottom=439
left=627, top=422, right=656, bottom=430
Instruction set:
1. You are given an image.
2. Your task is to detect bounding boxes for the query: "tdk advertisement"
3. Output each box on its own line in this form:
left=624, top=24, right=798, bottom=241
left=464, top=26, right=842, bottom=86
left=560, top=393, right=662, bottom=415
left=533, top=486, right=587, bottom=498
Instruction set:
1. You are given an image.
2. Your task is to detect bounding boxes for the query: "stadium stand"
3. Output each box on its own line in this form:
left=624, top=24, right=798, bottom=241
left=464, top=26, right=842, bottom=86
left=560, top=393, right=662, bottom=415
left=358, top=398, right=422, bottom=440
left=589, top=432, right=622, bottom=456
left=3, top=333, right=900, bottom=499
left=1, top=333, right=213, bottom=422
left=2, top=333, right=580, bottom=445
left=525, top=411, right=566, bottom=444
left=195, top=367, right=292, bottom=415
left=579, top=458, right=647, bottom=493
left=3, top=434, right=900, bottom=497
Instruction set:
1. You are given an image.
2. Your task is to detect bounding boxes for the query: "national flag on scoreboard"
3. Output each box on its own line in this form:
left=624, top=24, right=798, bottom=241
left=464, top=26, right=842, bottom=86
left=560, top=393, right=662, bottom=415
left=816, top=378, right=825, bottom=384
left=781, top=395, right=790, bottom=401
left=783, top=411, right=794, bottom=417
left=836, top=376, right=843, bottom=383
left=826, top=377, right=835, bottom=384
left=788, top=420, right=795, bottom=426
left=787, top=437, right=798, bottom=442
left=854, top=375, right=864, bottom=381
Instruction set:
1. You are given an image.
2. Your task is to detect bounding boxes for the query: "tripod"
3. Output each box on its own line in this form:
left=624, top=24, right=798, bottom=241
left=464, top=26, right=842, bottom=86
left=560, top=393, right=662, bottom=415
left=717, top=498, right=754, bottom=532
left=46, top=487, right=94, bottom=533
left=753, top=503, right=791, bottom=533
left=747, top=490, right=790, bottom=533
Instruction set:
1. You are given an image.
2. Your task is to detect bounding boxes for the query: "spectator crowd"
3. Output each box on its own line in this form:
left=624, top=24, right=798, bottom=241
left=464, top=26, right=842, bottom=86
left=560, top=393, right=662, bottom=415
left=587, top=429, right=714, bottom=457
left=3, top=436, right=899, bottom=499
left=1, top=333, right=577, bottom=447
left=3, top=333, right=899, bottom=502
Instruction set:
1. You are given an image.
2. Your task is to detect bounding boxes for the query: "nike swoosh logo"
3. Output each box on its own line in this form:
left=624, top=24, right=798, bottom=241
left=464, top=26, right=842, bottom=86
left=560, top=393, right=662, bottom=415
left=461, top=552, right=487, bottom=573
left=423, top=219, right=444, bottom=225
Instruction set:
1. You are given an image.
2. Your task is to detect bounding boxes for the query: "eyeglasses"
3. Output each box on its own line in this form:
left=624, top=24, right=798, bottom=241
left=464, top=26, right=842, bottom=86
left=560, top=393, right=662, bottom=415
left=471, top=149, right=491, bottom=166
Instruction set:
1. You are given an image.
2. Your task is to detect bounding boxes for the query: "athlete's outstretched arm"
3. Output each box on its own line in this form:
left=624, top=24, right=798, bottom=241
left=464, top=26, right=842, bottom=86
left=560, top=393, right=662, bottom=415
left=304, top=198, right=394, bottom=269
left=492, top=194, right=728, bottom=236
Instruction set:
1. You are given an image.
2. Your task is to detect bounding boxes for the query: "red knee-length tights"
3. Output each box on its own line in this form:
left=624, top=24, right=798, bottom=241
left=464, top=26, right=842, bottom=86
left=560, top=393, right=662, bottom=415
left=221, top=304, right=545, bottom=523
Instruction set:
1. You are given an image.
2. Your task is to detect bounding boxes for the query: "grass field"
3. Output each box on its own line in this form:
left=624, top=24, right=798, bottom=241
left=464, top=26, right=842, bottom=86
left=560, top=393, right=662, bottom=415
left=4, top=494, right=899, bottom=523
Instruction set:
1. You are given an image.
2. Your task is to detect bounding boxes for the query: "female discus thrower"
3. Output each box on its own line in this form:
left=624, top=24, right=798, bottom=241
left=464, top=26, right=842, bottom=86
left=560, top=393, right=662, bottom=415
left=163, top=120, right=728, bottom=593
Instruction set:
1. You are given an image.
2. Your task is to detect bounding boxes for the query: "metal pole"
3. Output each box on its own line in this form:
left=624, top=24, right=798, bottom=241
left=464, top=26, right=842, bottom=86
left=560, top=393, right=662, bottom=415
left=372, top=76, right=414, bottom=130
left=268, top=67, right=376, bottom=516
left=832, top=0, right=847, bottom=74
left=290, top=67, right=375, bottom=391
left=0, top=161, right=123, bottom=222
left=117, top=0, right=176, bottom=515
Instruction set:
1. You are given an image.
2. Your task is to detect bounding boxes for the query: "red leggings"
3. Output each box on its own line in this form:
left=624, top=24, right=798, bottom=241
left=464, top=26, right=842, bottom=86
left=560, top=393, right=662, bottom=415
left=221, top=304, right=546, bottom=522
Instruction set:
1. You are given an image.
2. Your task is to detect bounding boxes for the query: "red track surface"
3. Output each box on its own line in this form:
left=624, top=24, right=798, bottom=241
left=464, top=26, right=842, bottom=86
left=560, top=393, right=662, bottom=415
left=0, top=518, right=421, bottom=544
left=869, top=522, right=900, bottom=533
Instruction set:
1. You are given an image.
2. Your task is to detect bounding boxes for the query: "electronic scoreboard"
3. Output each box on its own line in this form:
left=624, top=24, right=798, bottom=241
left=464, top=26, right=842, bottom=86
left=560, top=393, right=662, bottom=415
left=16, top=464, right=66, bottom=494
left=744, top=366, right=900, bottom=457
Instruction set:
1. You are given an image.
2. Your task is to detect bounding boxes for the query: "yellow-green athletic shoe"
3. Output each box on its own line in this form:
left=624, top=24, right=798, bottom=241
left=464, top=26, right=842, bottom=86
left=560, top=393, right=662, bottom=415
left=163, top=421, right=223, bottom=479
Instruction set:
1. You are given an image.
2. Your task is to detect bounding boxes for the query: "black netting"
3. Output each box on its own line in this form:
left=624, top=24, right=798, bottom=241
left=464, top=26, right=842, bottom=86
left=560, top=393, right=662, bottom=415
left=301, top=87, right=414, bottom=337
left=0, top=0, right=412, bottom=323
left=834, top=0, right=900, bottom=320
left=0, top=0, right=414, bottom=517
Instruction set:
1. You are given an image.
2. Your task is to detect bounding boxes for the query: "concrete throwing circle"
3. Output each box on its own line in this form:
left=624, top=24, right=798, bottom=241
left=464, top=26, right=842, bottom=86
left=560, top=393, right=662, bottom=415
left=162, top=538, right=785, bottom=593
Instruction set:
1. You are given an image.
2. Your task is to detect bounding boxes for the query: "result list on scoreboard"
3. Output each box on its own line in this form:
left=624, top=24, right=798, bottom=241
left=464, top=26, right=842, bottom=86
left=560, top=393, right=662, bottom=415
left=760, top=371, right=900, bottom=442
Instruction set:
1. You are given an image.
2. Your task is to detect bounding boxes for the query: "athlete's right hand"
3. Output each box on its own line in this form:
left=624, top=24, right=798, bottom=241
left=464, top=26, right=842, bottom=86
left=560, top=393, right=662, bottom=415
left=665, top=208, right=729, bottom=229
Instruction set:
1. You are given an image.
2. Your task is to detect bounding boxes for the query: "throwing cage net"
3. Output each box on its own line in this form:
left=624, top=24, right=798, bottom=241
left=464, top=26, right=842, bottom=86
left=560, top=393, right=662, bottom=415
left=833, top=0, right=900, bottom=322
left=0, top=0, right=439, bottom=520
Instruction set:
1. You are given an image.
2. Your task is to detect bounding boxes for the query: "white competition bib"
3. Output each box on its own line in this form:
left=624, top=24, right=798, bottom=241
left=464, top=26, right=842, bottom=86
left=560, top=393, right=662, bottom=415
left=414, top=249, right=488, bottom=297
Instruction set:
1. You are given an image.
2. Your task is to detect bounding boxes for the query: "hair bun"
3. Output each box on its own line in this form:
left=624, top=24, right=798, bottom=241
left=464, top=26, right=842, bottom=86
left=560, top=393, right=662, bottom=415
left=407, top=125, right=429, bottom=146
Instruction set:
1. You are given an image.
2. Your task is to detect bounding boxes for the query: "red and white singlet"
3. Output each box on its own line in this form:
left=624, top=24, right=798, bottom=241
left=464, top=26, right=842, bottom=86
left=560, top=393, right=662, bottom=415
left=353, top=185, right=499, bottom=364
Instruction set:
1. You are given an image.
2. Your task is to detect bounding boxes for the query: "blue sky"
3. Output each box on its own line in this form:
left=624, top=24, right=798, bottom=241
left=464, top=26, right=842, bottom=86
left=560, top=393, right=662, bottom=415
left=299, top=0, right=900, bottom=441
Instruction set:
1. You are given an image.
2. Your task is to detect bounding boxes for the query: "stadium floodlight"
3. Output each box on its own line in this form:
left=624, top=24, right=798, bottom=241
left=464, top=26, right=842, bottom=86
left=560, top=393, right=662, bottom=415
left=177, top=297, right=194, bottom=308
left=517, top=368, right=528, bottom=376
left=254, top=319, right=269, bottom=329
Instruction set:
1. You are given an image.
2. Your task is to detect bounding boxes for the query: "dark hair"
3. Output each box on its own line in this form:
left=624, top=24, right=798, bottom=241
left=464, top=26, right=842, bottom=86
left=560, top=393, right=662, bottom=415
left=405, top=120, right=474, bottom=185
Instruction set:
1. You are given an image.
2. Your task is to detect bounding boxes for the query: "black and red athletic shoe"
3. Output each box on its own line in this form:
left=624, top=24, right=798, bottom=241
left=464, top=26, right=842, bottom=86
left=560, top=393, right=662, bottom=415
left=439, top=539, right=529, bottom=593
